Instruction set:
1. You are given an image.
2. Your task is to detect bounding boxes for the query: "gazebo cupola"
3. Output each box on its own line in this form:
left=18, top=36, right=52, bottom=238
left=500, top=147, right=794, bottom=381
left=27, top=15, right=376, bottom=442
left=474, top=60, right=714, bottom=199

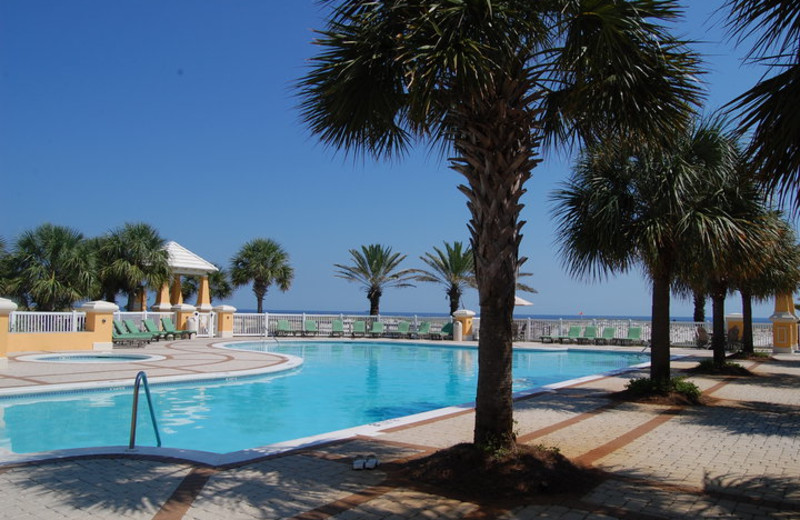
left=152, top=241, right=218, bottom=312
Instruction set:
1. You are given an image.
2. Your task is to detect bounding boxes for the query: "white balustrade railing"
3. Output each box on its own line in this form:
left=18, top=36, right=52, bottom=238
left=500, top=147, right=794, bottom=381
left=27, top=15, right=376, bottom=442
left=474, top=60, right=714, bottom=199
left=9, top=311, right=86, bottom=333
left=3, top=309, right=779, bottom=349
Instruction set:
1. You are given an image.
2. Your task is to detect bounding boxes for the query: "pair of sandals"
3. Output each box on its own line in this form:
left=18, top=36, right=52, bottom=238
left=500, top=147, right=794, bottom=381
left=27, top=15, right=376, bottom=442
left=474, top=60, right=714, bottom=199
left=352, top=454, right=379, bottom=470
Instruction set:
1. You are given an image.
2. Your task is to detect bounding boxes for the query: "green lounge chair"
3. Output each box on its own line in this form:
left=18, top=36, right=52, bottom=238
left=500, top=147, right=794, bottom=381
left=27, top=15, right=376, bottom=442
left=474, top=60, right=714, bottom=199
left=369, top=321, right=384, bottom=337
left=352, top=320, right=366, bottom=337
left=576, top=325, right=598, bottom=344
left=415, top=321, right=431, bottom=339
left=558, top=326, right=581, bottom=344
left=113, top=321, right=152, bottom=346
left=394, top=320, right=411, bottom=339
left=161, top=317, right=195, bottom=339
left=142, top=318, right=171, bottom=340
left=595, top=327, right=617, bottom=345
left=275, top=319, right=295, bottom=337
left=330, top=319, right=345, bottom=337
left=616, top=326, right=642, bottom=346
left=539, top=327, right=557, bottom=343
left=432, top=322, right=453, bottom=340
left=124, top=319, right=161, bottom=341
left=303, top=320, right=319, bottom=337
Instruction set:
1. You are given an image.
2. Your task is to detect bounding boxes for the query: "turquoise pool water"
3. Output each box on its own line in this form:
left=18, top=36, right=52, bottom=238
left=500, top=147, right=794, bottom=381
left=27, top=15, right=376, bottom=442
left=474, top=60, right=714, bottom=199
left=0, top=342, right=648, bottom=456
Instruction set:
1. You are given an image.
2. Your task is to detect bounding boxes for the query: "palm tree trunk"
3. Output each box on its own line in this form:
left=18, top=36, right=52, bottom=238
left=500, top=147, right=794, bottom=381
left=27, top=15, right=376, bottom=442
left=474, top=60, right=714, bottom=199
left=741, top=290, right=754, bottom=354
left=650, top=268, right=672, bottom=385
left=710, top=282, right=727, bottom=366
left=126, top=291, right=136, bottom=312
left=693, top=291, right=705, bottom=322
left=449, top=68, right=539, bottom=450
left=448, top=286, right=460, bottom=316
left=368, top=287, right=380, bottom=316
left=254, top=284, right=267, bottom=314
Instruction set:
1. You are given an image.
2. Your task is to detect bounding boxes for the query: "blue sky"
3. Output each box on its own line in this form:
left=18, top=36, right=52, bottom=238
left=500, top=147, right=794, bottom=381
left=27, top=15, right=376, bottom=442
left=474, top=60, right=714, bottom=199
left=0, top=1, right=778, bottom=318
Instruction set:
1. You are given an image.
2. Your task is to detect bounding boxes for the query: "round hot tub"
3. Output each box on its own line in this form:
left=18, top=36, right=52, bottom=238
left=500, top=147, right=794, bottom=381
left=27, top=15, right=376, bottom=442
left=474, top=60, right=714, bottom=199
left=18, top=353, right=165, bottom=363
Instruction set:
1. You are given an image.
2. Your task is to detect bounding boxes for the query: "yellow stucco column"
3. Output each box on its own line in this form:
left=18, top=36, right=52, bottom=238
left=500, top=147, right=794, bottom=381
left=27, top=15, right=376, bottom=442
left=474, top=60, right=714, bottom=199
left=170, top=275, right=183, bottom=306
left=81, top=300, right=119, bottom=351
left=214, top=305, right=237, bottom=338
left=172, top=303, right=197, bottom=333
left=0, top=298, right=18, bottom=369
left=770, top=293, right=798, bottom=354
left=152, top=282, right=172, bottom=311
left=452, top=309, right=476, bottom=340
left=196, top=275, right=212, bottom=312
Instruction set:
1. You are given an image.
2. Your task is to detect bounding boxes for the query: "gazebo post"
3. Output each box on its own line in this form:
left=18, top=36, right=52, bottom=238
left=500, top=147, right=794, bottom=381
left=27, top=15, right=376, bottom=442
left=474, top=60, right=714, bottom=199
left=170, top=274, right=183, bottom=306
left=196, top=275, right=212, bottom=312
left=152, top=283, right=172, bottom=312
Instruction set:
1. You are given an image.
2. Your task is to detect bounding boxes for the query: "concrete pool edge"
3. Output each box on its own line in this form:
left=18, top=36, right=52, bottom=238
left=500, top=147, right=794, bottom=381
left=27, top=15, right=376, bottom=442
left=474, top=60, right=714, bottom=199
left=0, top=349, right=672, bottom=468
left=0, top=352, right=303, bottom=398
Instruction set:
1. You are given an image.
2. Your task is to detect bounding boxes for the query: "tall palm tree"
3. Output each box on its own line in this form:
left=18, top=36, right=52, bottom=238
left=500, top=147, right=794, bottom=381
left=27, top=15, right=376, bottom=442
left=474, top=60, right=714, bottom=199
left=298, top=0, right=701, bottom=448
left=5, top=223, right=96, bottom=310
left=552, top=119, right=748, bottom=383
left=181, top=265, right=234, bottom=303
left=334, top=244, right=415, bottom=315
left=724, top=0, right=800, bottom=209
left=415, top=242, right=475, bottom=315
left=731, top=213, right=800, bottom=354
left=675, top=149, right=772, bottom=366
left=95, top=223, right=171, bottom=311
left=230, top=239, right=293, bottom=313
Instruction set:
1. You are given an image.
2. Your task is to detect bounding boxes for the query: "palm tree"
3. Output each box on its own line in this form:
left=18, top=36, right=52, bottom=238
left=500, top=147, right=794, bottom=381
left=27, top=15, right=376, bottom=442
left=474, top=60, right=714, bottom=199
left=5, top=224, right=96, bottom=310
left=552, top=119, right=748, bottom=383
left=415, top=242, right=475, bottom=315
left=298, top=0, right=701, bottom=449
left=724, top=0, right=800, bottom=209
left=181, top=265, right=234, bottom=303
left=334, top=244, right=416, bottom=315
left=230, top=239, right=293, bottom=313
left=675, top=150, right=772, bottom=366
left=95, top=223, right=171, bottom=311
left=731, top=213, right=800, bottom=354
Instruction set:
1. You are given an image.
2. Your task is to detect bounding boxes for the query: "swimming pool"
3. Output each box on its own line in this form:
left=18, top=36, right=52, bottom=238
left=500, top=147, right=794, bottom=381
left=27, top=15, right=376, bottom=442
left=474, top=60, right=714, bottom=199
left=0, top=341, right=649, bottom=458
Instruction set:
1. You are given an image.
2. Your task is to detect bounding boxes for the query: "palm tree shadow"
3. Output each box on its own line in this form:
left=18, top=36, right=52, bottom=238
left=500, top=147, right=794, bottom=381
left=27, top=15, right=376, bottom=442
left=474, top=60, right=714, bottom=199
left=703, top=473, right=800, bottom=512
left=185, top=455, right=385, bottom=518
left=10, top=457, right=193, bottom=515
left=680, top=400, right=800, bottom=437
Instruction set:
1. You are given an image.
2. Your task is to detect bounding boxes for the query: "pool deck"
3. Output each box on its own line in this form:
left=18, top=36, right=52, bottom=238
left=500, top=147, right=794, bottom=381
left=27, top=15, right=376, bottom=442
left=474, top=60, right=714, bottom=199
left=0, top=338, right=798, bottom=519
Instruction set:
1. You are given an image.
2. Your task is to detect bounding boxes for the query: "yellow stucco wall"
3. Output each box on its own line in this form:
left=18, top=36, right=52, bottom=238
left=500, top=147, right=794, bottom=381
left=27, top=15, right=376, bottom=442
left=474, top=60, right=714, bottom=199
left=6, top=331, right=110, bottom=352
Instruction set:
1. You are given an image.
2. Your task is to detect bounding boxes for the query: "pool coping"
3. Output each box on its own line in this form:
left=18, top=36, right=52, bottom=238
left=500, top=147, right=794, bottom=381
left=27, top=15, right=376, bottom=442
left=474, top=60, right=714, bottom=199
left=0, top=340, right=678, bottom=468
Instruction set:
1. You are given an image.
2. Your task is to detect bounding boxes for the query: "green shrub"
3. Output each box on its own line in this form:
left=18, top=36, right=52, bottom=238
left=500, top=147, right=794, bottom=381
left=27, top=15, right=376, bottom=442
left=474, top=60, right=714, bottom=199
left=626, top=376, right=701, bottom=402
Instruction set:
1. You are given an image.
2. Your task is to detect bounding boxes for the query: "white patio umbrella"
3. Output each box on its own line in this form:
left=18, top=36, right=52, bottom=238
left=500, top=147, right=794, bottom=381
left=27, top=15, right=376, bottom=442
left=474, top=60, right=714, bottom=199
left=514, top=295, right=534, bottom=306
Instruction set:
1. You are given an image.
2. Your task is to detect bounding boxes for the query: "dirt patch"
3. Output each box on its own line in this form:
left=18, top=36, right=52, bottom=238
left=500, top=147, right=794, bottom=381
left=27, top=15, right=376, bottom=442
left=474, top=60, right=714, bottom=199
left=392, top=443, right=602, bottom=505
left=728, top=352, right=771, bottom=362
left=690, top=363, right=754, bottom=377
left=608, top=389, right=707, bottom=406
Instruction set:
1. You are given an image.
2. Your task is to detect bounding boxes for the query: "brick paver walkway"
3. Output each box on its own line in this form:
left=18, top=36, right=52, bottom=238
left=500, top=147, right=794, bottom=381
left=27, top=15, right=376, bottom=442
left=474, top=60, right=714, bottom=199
left=1, top=344, right=798, bottom=519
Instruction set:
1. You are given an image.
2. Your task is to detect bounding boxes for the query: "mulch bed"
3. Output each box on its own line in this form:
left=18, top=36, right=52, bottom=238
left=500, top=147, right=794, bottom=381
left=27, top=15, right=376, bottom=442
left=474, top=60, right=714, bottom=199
left=608, top=389, right=706, bottom=406
left=392, top=443, right=602, bottom=505
left=689, top=363, right=754, bottom=377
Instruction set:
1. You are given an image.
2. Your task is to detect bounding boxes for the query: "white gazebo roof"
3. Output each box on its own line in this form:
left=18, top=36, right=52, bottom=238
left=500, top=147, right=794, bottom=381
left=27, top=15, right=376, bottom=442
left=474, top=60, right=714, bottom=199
left=164, top=241, right=218, bottom=276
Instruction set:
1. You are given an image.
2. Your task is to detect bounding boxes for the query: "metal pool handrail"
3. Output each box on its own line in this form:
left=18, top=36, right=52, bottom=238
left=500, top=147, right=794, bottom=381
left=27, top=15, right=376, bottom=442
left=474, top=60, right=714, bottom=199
left=129, top=371, right=162, bottom=450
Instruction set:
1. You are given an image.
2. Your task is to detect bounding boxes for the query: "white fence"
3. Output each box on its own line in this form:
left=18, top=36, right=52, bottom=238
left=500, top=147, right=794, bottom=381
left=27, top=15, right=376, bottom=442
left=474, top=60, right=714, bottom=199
left=233, top=313, right=452, bottom=338
left=503, top=317, right=774, bottom=348
left=9, top=311, right=86, bottom=333
left=3, top=309, right=778, bottom=349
